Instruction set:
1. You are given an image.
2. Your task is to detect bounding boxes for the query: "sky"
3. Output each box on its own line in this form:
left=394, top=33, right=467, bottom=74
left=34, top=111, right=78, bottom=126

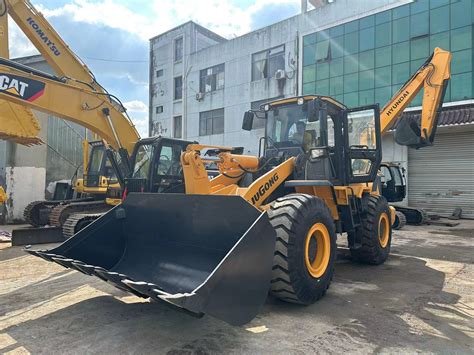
left=8, top=0, right=301, bottom=137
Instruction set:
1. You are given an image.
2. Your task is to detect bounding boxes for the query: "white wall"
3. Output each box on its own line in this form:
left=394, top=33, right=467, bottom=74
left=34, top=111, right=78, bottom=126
left=5, top=166, right=46, bottom=222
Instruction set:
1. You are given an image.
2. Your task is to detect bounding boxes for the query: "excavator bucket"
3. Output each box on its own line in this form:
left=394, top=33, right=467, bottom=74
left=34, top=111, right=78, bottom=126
left=25, top=193, right=276, bottom=325
left=0, top=101, right=43, bottom=146
left=394, top=116, right=425, bottom=148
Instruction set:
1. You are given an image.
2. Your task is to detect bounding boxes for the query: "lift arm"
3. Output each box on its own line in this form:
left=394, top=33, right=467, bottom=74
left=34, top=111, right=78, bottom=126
left=380, top=47, right=451, bottom=148
left=0, top=58, right=138, bottom=153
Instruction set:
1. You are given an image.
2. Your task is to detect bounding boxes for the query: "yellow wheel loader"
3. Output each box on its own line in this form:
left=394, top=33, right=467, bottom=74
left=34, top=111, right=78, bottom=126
left=26, top=49, right=451, bottom=325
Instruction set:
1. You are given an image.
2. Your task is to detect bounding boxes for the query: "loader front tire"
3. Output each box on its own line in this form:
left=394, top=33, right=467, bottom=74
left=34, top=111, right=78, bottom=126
left=350, top=195, right=392, bottom=265
left=268, top=194, right=336, bottom=305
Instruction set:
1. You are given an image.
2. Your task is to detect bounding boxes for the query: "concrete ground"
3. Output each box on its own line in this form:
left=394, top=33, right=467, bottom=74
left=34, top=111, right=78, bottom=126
left=0, top=221, right=473, bottom=354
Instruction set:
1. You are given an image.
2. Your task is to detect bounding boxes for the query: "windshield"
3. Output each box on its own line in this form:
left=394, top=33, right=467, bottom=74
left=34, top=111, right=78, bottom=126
left=88, top=146, right=105, bottom=174
left=132, top=143, right=153, bottom=179
left=266, top=103, right=333, bottom=151
left=155, top=144, right=183, bottom=176
left=390, top=166, right=403, bottom=185
left=347, top=109, right=377, bottom=149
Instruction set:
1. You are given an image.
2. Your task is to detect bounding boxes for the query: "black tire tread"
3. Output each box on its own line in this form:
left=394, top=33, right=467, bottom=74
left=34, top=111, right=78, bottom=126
left=350, top=195, right=391, bottom=265
left=268, top=193, right=336, bottom=305
left=393, top=210, right=406, bottom=230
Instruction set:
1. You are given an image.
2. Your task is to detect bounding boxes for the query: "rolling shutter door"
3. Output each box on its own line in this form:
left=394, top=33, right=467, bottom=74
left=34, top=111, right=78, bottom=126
left=408, top=130, right=474, bottom=219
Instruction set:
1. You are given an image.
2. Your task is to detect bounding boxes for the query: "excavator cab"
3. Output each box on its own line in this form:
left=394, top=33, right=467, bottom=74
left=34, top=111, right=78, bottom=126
left=380, top=163, right=406, bottom=203
left=83, top=141, right=119, bottom=190
left=125, top=137, right=192, bottom=194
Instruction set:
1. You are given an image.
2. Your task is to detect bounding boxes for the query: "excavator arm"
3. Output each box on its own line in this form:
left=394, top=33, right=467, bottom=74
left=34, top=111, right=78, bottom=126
left=0, top=0, right=140, bottom=152
left=4, top=0, right=105, bottom=91
left=0, top=57, right=138, bottom=154
left=380, top=47, right=451, bottom=148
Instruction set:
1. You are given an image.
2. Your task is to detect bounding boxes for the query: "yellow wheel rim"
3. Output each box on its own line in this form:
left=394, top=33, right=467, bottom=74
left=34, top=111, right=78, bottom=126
left=304, top=223, right=331, bottom=278
left=378, top=212, right=390, bottom=248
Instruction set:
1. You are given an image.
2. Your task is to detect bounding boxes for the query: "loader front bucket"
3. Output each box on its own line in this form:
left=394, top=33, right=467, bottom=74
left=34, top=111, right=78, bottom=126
left=25, top=193, right=276, bottom=325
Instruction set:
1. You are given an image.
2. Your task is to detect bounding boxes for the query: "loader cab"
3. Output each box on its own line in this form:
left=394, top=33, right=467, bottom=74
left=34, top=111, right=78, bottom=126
left=380, top=163, right=406, bottom=202
left=244, top=96, right=382, bottom=185
left=126, top=137, right=192, bottom=193
left=84, top=141, right=118, bottom=190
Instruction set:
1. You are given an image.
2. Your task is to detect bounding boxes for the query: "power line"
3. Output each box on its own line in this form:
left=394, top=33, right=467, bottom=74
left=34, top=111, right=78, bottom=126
left=83, top=56, right=148, bottom=64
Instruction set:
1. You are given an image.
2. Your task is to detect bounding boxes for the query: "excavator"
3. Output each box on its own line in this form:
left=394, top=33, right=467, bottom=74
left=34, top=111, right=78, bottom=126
left=0, top=0, right=140, bottom=230
left=25, top=48, right=451, bottom=325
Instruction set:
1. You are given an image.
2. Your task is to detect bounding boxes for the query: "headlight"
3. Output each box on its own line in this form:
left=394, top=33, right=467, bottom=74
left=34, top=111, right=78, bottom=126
left=297, top=98, right=304, bottom=105
left=264, top=104, right=270, bottom=111
left=310, top=148, right=326, bottom=159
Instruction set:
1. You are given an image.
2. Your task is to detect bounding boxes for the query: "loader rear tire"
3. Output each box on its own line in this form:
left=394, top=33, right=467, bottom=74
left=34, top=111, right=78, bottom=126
left=350, top=195, right=392, bottom=265
left=393, top=211, right=406, bottom=230
left=268, top=194, right=336, bottom=305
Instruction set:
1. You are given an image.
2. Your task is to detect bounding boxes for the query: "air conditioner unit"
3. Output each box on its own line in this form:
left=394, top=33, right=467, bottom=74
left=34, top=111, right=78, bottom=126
left=196, top=92, right=205, bottom=101
left=275, top=69, right=287, bottom=80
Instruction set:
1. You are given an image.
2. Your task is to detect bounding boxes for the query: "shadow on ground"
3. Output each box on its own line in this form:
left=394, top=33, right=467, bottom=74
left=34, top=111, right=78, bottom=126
left=1, top=252, right=471, bottom=354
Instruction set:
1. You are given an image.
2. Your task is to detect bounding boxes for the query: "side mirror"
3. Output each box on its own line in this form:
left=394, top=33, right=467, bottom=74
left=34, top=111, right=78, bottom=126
left=242, top=111, right=254, bottom=131
left=307, top=99, right=327, bottom=122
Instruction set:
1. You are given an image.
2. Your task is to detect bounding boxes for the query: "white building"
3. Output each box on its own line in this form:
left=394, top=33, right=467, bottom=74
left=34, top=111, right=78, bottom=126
left=149, top=0, right=474, bottom=218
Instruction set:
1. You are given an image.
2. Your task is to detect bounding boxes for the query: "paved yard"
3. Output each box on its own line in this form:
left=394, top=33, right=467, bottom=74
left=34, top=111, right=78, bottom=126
left=1, top=221, right=473, bottom=354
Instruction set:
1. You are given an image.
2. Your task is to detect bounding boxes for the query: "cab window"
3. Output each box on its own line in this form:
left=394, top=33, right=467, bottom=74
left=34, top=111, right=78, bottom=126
left=88, top=146, right=105, bottom=174
left=132, top=144, right=152, bottom=179
left=155, top=144, right=183, bottom=176
left=380, top=165, right=392, bottom=185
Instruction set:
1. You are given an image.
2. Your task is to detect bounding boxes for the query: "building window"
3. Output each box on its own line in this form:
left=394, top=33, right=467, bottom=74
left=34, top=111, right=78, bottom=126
left=302, top=2, right=474, bottom=107
left=199, top=108, right=224, bottom=136
left=252, top=45, right=285, bottom=81
left=251, top=97, right=283, bottom=129
left=156, top=69, right=164, bottom=78
left=174, top=76, right=183, bottom=100
left=174, top=37, right=183, bottom=62
left=173, top=116, right=182, bottom=138
left=199, top=64, right=225, bottom=93
left=156, top=106, right=163, bottom=114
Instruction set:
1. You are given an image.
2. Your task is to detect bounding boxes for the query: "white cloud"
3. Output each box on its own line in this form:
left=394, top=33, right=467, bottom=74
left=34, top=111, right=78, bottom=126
left=36, top=0, right=300, bottom=41
left=124, top=100, right=148, bottom=113
left=8, top=17, right=39, bottom=58
left=131, top=115, right=149, bottom=137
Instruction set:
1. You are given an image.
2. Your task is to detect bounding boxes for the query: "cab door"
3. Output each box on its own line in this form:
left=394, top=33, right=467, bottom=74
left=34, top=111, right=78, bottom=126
left=344, top=105, right=382, bottom=184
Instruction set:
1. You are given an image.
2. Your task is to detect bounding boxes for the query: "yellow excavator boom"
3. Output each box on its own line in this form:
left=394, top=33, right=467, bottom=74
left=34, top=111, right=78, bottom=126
left=1, top=0, right=141, bottom=153
left=380, top=47, right=451, bottom=146
left=0, top=59, right=138, bottom=153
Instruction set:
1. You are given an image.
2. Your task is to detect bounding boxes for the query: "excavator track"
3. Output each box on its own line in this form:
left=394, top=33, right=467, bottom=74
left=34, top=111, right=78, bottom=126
left=393, top=206, right=428, bottom=225
left=63, top=212, right=105, bottom=238
left=23, top=200, right=61, bottom=227
left=49, top=200, right=111, bottom=227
